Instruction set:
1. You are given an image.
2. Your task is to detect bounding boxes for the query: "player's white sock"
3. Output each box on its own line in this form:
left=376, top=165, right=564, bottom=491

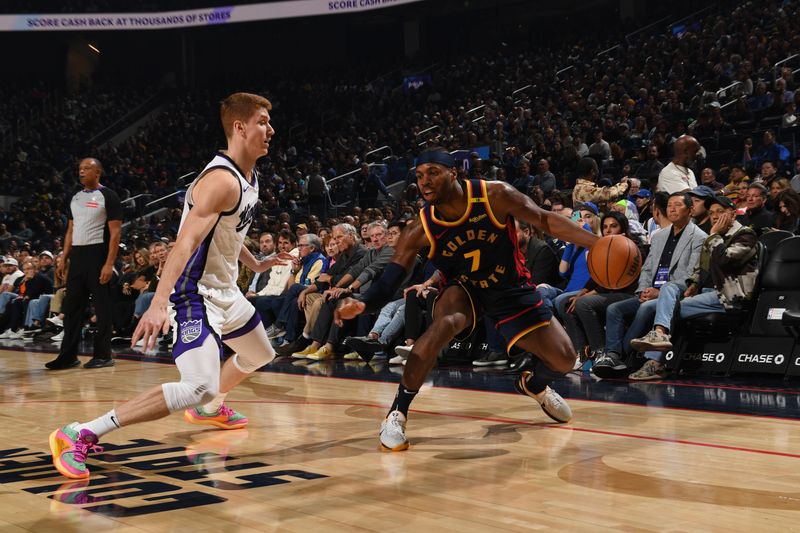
left=203, top=393, right=227, bottom=414
left=77, top=409, right=121, bottom=438
left=302, top=333, right=311, bottom=339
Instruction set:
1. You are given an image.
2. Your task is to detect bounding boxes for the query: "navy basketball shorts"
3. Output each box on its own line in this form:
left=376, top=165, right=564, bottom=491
left=436, top=281, right=552, bottom=351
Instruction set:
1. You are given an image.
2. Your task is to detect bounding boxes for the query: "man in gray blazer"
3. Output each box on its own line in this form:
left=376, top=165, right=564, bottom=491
left=592, top=192, right=707, bottom=378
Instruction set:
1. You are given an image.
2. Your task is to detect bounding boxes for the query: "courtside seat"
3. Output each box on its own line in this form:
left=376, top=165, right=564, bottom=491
left=668, top=242, right=766, bottom=374
left=783, top=308, right=800, bottom=338
left=682, top=241, right=767, bottom=338
left=749, top=236, right=800, bottom=337
left=758, top=230, right=793, bottom=253
left=729, top=236, right=800, bottom=376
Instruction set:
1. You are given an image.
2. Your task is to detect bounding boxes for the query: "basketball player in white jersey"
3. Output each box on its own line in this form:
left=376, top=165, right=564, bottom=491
left=49, top=92, right=294, bottom=479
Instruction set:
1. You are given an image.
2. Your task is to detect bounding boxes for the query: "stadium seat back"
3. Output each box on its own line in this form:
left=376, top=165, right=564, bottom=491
left=750, top=237, right=800, bottom=336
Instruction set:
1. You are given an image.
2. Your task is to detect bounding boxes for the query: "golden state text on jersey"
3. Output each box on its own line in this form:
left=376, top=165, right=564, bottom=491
left=420, top=179, right=531, bottom=289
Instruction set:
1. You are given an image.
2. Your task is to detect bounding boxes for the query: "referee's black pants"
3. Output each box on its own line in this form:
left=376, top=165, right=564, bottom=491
left=58, top=244, right=113, bottom=361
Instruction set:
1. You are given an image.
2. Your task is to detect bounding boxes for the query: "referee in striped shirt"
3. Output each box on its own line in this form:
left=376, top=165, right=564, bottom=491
left=46, top=158, right=122, bottom=370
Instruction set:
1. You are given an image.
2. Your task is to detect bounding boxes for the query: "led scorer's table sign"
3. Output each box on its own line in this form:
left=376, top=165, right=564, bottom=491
left=1, top=0, right=423, bottom=31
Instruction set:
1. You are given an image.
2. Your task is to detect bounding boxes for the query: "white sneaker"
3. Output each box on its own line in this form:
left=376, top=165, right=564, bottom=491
left=5, top=330, right=23, bottom=340
left=394, top=345, right=412, bottom=357
left=380, top=410, right=409, bottom=451
left=0, top=329, right=13, bottom=339
left=47, top=316, right=64, bottom=328
left=51, top=330, right=64, bottom=342
left=268, top=327, right=286, bottom=340
left=537, top=386, right=573, bottom=423
left=388, top=355, right=404, bottom=365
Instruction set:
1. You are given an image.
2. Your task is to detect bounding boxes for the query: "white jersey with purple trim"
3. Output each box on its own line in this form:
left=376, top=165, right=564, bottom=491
left=175, top=153, right=259, bottom=294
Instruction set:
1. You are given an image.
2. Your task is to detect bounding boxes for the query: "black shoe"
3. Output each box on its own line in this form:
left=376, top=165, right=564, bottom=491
left=472, top=350, right=509, bottom=367
left=45, top=358, right=80, bottom=370
left=591, top=351, right=627, bottom=379
left=504, top=353, right=534, bottom=374
left=275, top=336, right=311, bottom=357
left=344, top=336, right=384, bottom=355
left=84, top=357, right=114, bottom=369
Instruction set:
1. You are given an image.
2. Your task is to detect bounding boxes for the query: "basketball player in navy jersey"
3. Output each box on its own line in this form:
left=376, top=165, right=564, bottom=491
left=49, top=93, right=294, bottom=479
left=337, top=147, right=599, bottom=450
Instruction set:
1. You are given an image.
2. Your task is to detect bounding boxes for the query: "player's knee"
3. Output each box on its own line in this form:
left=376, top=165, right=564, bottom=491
left=232, top=348, right=275, bottom=374
left=438, top=313, right=468, bottom=337
left=162, top=374, right=219, bottom=412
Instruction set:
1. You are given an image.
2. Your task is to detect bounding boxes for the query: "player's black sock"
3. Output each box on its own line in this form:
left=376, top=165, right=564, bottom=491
left=389, top=383, right=418, bottom=417
left=525, top=357, right=565, bottom=395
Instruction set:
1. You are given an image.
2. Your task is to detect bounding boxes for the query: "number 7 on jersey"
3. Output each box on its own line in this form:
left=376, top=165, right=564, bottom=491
left=464, top=250, right=481, bottom=272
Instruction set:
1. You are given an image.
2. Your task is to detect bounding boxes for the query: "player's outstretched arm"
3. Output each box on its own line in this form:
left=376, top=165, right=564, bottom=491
left=488, top=181, right=599, bottom=250
left=335, top=219, right=427, bottom=325
left=238, top=244, right=294, bottom=273
left=131, top=170, right=240, bottom=351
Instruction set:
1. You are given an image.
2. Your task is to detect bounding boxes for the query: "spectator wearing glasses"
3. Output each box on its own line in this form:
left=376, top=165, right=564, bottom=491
left=260, top=233, right=326, bottom=342
left=626, top=178, right=642, bottom=203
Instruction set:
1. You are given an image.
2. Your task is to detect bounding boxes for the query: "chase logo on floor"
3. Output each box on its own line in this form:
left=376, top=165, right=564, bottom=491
left=0, top=439, right=327, bottom=517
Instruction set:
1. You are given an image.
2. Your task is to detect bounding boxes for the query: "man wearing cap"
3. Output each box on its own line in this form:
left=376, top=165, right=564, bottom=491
left=0, top=257, right=23, bottom=293
left=38, top=251, right=55, bottom=284
left=634, top=189, right=652, bottom=222
left=0, top=257, right=23, bottom=314
left=45, top=157, right=122, bottom=370
left=628, top=195, right=760, bottom=380
left=688, top=185, right=716, bottom=234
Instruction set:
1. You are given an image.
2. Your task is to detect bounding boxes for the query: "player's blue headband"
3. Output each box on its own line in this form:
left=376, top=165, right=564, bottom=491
left=417, top=151, right=456, bottom=168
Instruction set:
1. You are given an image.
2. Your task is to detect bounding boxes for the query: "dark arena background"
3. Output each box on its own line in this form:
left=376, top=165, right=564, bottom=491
left=1, top=0, right=800, bottom=530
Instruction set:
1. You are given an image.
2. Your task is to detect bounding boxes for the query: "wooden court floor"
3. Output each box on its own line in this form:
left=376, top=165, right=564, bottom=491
left=2, top=349, right=800, bottom=532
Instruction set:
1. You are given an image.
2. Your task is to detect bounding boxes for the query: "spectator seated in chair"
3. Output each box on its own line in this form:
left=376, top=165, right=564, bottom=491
left=592, top=192, right=707, bottom=379
left=627, top=195, right=760, bottom=380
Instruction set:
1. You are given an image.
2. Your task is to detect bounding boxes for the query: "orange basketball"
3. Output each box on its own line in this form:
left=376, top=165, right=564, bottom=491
left=587, top=235, right=642, bottom=290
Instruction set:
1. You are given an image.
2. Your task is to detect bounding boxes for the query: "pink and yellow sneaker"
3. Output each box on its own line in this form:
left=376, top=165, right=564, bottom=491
left=49, top=423, right=103, bottom=479
left=184, top=404, right=248, bottom=430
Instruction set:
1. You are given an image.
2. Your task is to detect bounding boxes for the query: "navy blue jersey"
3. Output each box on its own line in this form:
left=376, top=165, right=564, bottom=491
left=420, top=179, right=531, bottom=289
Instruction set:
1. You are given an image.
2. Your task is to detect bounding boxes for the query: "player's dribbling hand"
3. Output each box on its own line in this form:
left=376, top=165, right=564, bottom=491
left=131, top=304, right=170, bottom=352
left=334, top=297, right=365, bottom=327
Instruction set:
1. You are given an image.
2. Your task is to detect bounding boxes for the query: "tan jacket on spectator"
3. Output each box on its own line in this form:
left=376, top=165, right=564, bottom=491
left=572, top=178, right=628, bottom=206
